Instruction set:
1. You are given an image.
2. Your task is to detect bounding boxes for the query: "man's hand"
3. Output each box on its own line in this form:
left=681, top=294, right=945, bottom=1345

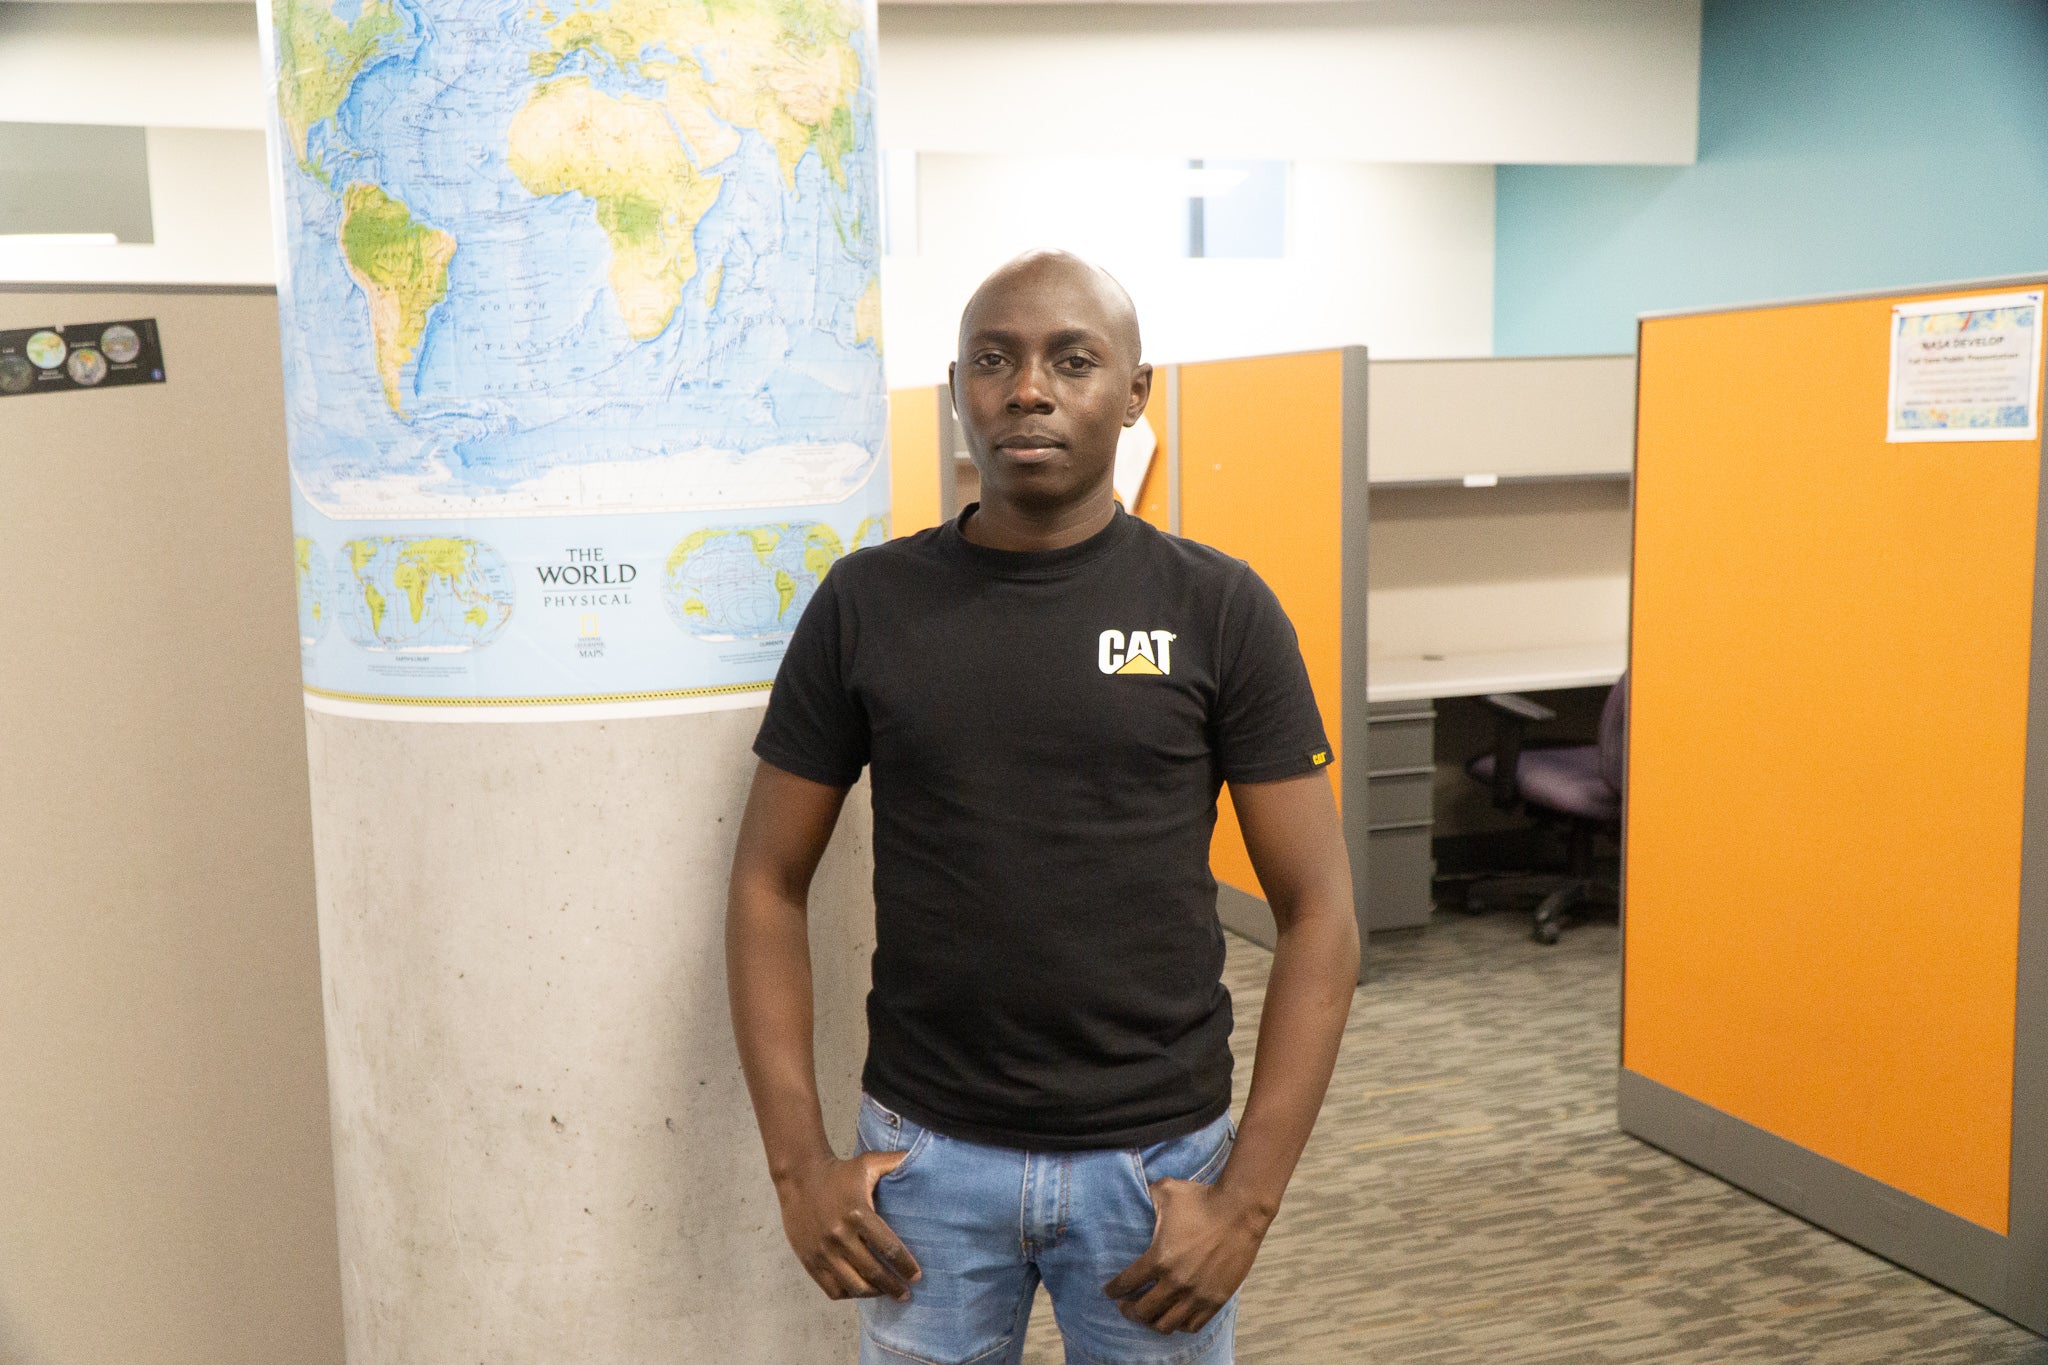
left=773, top=1149, right=924, bottom=1303
left=1102, top=1178, right=1271, bottom=1335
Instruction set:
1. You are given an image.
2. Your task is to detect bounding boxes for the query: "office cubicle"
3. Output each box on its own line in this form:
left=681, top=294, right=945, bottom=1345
left=1625, top=276, right=2048, bottom=1334
left=1365, top=355, right=1634, bottom=699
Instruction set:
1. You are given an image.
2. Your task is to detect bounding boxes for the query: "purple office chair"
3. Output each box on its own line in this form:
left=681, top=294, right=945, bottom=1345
left=1465, top=673, right=1628, bottom=944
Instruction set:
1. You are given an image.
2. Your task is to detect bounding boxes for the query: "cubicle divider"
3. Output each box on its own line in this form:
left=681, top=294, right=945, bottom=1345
left=0, top=282, right=343, bottom=1362
left=897, top=351, right=1373, bottom=975
left=1624, top=277, right=2048, bottom=1332
left=886, top=384, right=945, bottom=539
left=1180, top=351, right=1364, bottom=953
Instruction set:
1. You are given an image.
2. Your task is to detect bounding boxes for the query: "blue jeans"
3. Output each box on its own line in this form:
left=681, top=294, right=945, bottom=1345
left=853, top=1093, right=1239, bottom=1365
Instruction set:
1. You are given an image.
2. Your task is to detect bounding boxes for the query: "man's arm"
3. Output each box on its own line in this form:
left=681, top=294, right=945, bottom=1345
left=727, top=759, right=923, bottom=1303
left=1105, top=768, right=1359, bottom=1334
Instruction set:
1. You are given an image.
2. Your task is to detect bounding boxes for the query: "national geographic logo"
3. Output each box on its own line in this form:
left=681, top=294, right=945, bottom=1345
left=539, top=547, right=636, bottom=608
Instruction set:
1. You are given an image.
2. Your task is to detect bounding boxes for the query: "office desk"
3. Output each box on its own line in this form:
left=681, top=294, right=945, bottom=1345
left=1367, top=642, right=1628, bottom=705
left=1359, top=643, right=1626, bottom=931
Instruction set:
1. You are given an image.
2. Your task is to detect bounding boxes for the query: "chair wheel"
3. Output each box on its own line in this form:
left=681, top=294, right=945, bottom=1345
left=1533, top=919, right=1561, bottom=945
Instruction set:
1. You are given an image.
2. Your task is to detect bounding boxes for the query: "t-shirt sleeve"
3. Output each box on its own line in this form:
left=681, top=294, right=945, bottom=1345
left=752, top=575, right=869, bottom=787
left=1212, top=565, right=1332, bottom=785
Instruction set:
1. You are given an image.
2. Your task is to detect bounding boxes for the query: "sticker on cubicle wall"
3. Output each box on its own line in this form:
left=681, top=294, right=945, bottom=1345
left=1887, top=290, right=2041, bottom=442
left=0, top=319, right=165, bottom=399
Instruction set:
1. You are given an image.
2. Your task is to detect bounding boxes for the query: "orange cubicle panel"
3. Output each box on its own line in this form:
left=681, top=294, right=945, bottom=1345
left=1178, top=351, right=1350, bottom=901
left=1625, top=280, right=2048, bottom=1331
left=1129, top=395, right=1171, bottom=531
left=886, top=386, right=943, bottom=539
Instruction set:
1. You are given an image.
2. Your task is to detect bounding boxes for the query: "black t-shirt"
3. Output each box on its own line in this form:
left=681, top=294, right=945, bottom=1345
left=753, top=503, right=1330, bottom=1150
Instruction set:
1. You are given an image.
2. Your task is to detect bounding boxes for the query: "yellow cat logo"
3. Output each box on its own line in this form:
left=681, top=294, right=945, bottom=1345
left=1099, top=629, right=1175, bottom=676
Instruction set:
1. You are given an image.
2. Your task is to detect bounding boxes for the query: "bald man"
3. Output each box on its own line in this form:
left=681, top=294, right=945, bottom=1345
left=728, top=252, right=1358, bottom=1364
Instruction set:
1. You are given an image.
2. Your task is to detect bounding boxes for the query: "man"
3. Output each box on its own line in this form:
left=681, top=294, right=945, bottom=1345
left=728, top=250, right=1358, bottom=1364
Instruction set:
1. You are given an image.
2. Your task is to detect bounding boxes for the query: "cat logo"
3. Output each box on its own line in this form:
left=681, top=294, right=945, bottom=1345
left=1099, top=629, right=1176, bottom=676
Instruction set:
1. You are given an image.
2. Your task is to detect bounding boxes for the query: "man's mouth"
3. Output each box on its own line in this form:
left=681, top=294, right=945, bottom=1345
left=996, top=434, right=1066, bottom=461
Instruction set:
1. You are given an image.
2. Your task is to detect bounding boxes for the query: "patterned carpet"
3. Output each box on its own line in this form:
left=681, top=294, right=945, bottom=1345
left=1018, top=909, right=2048, bottom=1364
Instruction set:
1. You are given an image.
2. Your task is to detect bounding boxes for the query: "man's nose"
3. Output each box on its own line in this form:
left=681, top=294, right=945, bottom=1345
left=1006, top=358, right=1055, bottom=412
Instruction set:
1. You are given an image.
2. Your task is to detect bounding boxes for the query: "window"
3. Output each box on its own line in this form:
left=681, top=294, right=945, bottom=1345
left=1184, top=159, right=1286, bottom=259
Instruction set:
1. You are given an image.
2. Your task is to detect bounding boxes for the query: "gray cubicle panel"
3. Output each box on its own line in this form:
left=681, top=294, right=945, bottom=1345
left=0, top=284, right=343, bottom=1362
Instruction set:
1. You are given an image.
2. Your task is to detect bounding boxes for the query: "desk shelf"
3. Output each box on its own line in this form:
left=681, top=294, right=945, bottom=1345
left=1369, top=470, right=1632, bottom=490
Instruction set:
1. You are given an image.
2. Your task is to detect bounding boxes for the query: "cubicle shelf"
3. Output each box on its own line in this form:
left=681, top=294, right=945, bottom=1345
left=1369, top=471, right=1632, bottom=490
left=1368, top=354, right=1637, bottom=484
left=947, top=458, right=1631, bottom=489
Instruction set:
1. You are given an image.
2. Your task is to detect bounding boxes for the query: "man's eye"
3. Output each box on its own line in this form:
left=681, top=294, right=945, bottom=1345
left=1059, top=355, right=1098, bottom=372
left=973, top=353, right=1006, bottom=368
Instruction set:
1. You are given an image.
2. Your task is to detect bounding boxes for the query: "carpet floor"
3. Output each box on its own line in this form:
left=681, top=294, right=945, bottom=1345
left=1014, top=908, right=2047, bottom=1364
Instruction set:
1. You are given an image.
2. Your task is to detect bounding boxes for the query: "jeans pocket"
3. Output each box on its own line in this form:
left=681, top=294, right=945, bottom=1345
left=1188, top=1118, right=1235, bottom=1185
left=878, top=1126, right=934, bottom=1182
left=1134, top=1111, right=1236, bottom=1201
left=858, top=1094, right=934, bottom=1182
left=855, top=1093, right=896, bottom=1158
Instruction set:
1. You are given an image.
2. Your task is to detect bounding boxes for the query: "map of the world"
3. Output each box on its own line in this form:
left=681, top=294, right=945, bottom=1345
left=262, top=0, right=888, bottom=709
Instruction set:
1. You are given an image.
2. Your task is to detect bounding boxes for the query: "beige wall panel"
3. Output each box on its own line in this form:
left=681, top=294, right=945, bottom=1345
left=0, top=285, right=342, bottom=1364
left=1368, top=355, right=1636, bottom=483
left=1365, top=481, right=1633, bottom=659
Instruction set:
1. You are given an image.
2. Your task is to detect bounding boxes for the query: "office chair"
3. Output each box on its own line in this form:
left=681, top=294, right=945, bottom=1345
left=1462, top=673, right=1628, bottom=944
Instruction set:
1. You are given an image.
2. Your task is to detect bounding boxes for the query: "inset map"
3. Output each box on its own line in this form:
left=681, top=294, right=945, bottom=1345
left=294, top=536, right=333, bottom=645
left=335, top=535, right=514, bottom=651
left=664, top=516, right=887, bottom=640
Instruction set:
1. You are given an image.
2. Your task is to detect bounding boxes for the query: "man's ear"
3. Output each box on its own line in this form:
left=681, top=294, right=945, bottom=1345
left=1125, top=363, right=1154, bottom=426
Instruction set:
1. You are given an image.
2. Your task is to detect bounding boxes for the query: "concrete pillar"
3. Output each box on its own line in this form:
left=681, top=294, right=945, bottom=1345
left=257, top=0, right=887, bottom=1354
left=306, top=710, right=872, bottom=1359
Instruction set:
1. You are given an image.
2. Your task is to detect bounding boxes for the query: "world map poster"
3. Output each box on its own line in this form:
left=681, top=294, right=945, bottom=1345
left=260, top=0, right=888, bottom=712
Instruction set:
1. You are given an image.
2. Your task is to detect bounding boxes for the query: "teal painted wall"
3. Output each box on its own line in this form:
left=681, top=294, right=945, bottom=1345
left=1494, top=0, right=2048, bottom=355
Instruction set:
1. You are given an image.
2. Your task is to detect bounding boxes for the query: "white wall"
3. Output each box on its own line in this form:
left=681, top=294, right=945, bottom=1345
left=0, top=3, right=263, bottom=130
left=875, top=0, right=1701, bottom=165
left=1, top=0, right=1704, bottom=153
left=879, top=157, right=1493, bottom=386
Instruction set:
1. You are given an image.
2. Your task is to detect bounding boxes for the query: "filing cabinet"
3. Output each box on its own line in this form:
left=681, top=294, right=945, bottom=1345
left=1364, top=700, right=1437, bottom=930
